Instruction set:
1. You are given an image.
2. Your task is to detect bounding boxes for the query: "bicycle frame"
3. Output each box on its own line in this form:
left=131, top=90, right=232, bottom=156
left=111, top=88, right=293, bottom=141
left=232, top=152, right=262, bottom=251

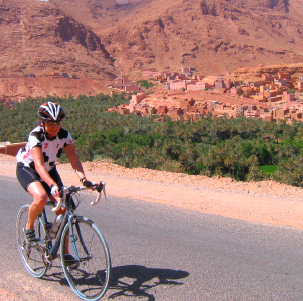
left=39, top=202, right=69, bottom=260
left=38, top=182, right=106, bottom=261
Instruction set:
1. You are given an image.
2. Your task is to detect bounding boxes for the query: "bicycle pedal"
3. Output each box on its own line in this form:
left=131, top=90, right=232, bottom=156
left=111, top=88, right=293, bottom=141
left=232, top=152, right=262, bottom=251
left=68, top=262, right=80, bottom=270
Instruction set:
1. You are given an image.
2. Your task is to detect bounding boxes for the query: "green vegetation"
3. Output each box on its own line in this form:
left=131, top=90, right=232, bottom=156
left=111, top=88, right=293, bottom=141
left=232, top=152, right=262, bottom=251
left=2, top=93, right=303, bottom=187
left=137, top=80, right=155, bottom=89
left=260, top=165, right=277, bottom=174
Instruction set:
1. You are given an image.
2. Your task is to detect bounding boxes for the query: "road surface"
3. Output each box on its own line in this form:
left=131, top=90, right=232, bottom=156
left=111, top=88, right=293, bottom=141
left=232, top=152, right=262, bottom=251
left=1, top=176, right=303, bottom=300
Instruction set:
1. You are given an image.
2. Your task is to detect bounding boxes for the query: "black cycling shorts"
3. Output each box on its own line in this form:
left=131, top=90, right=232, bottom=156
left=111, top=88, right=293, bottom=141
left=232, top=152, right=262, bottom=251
left=16, top=162, right=63, bottom=196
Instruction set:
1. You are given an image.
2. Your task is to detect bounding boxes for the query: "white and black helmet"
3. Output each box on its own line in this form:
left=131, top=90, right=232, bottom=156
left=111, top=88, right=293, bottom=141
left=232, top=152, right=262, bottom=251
left=38, top=102, right=65, bottom=121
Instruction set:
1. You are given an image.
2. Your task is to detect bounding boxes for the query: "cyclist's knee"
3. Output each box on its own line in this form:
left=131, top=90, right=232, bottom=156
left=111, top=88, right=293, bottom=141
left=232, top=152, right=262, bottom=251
left=33, top=195, right=48, bottom=207
left=28, top=182, right=48, bottom=201
left=30, top=190, right=48, bottom=207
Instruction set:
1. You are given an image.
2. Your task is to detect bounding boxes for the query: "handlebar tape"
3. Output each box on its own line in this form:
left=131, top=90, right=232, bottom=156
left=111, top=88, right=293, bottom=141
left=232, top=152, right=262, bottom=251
left=96, top=182, right=104, bottom=193
left=83, top=180, right=93, bottom=188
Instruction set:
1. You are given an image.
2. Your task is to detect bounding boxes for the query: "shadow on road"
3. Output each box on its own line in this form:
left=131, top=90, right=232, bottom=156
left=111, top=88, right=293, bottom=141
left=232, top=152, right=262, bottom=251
left=108, top=265, right=190, bottom=300
left=41, top=264, right=189, bottom=301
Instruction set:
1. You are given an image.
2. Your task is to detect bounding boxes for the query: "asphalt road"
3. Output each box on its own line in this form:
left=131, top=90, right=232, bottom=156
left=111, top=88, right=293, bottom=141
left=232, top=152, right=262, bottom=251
left=1, top=175, right=303, bottom=301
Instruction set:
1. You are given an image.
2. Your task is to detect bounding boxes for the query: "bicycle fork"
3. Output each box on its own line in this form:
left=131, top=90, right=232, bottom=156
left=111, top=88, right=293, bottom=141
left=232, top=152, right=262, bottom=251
left=70, top=219, right=92, bottom=263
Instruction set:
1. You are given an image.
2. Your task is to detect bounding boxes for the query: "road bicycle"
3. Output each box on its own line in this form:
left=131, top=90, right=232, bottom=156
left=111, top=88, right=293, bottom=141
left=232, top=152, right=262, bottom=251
left=16, top=181, right=111, bottom=301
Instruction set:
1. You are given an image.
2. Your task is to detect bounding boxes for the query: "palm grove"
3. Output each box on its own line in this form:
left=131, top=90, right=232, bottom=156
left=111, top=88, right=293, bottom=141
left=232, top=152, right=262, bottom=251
left=1, top=93, right=303, bottom=187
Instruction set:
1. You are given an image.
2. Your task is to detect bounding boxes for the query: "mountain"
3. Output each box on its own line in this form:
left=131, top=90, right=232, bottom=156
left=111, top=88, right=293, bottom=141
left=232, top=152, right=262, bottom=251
left=0, top=0, right=117, bottom=79
left=50, top=0, right=121, bottom=30
left=98, top=0, right=303, bottom=76
left=1, top=0, right=303, bottom=84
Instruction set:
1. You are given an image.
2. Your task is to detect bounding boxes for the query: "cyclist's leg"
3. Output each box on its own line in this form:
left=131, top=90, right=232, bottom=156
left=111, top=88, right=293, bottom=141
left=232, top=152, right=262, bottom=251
left=27, top=182, right=48, bottom=229
left=48, top=194, right=70, bottom=254
left=47, top=167, right=70, bottom=253
left=26, top=165, right=66, bottom=228
left=16, top=163, right=48, bottom=230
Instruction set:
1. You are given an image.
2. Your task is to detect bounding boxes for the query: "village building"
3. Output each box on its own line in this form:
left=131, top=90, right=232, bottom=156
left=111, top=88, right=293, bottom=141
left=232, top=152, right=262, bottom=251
left=277, top=71, right=291, bottom=81
left=230, top=86, right=243, bottom=96
left=187, top=82, right=211, bottom=91
left=106, top=68, right=303, bottom=122
left=130, top=93, right=146, bottom=105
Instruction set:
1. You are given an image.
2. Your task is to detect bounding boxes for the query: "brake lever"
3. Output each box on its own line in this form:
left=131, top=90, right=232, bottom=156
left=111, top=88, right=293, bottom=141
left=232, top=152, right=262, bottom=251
left=52, top=188, right=65, bottom=212
left=91, top=182, right=106, bottom=206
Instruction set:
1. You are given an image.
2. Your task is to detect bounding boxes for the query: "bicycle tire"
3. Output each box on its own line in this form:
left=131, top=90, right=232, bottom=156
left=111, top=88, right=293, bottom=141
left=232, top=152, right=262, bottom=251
left=16, top=205, right=48, bottom=278
left=60, top=216, right=111, bottom=301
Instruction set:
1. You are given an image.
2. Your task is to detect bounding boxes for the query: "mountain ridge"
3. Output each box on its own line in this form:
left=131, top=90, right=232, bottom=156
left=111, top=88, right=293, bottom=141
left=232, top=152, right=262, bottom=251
left=1, top=0, right=303, bottom=83
left=99, top=0, right=303, bottom=76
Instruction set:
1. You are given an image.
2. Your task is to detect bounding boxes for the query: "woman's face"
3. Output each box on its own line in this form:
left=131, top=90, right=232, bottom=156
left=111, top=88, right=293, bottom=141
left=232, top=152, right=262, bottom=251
left=44, top=121, right=61, bottom=137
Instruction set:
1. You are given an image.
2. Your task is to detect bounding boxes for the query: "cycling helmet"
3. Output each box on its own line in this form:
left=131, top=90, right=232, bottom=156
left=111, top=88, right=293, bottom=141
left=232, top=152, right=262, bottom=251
left=38, top=102, right=65, bottom=121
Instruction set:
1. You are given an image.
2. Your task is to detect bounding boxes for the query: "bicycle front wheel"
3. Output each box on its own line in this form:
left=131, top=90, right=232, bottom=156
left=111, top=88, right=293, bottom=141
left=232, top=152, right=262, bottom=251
left=16, top=205, right=48, bottom=278
left=60, top=216, right=111, bottom=301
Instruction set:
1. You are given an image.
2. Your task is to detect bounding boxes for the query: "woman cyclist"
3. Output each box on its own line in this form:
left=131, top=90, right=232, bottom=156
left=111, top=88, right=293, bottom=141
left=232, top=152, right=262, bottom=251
left=16, top=102, right=91, bottom=260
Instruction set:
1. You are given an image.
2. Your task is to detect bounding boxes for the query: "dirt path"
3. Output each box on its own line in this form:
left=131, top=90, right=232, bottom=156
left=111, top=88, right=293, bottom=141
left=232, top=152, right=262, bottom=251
left=2, top=154, right=303, bottom=230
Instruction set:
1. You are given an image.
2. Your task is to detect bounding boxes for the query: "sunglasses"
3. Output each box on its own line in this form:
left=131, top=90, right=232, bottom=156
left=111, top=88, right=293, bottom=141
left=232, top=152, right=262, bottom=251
left=45, top=121, right=62, bottom=127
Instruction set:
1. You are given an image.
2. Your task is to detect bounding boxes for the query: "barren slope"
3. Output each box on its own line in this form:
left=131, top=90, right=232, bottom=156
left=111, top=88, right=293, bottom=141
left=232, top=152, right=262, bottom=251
left=0, top=76, right=112, bottom=98
left=0, top=0, right=117, bottom=79
left=100, top=0, right=303, bottom=76
left=2, top=0, right=303, bottom=82
left=50, top=0, right=123, bottom=30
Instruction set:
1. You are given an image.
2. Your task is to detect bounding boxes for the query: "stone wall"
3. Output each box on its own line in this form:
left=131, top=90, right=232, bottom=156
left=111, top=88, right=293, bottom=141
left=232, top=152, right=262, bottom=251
left=0, top=142, right=26, bottom=156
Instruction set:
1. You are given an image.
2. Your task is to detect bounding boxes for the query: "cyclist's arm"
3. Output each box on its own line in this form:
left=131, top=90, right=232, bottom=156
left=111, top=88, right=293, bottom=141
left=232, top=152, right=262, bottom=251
left=64, top=143, right=87, bottom=182
left=31, top=146, right=59, bottom=194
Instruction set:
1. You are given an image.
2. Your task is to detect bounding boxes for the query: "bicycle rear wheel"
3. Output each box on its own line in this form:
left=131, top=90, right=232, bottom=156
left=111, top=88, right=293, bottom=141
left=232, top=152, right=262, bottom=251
left=60, top=216, right=111, bottom=301
left=16, top=205, right=48, bottom=278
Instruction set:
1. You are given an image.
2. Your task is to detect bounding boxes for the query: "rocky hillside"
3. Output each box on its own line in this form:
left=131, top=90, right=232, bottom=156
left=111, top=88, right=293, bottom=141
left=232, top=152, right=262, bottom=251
left=99, top=0, right=303, bottom=77
left=1, top=0, right=303, bottom=85
left=0, top=0, right=117, bottom=79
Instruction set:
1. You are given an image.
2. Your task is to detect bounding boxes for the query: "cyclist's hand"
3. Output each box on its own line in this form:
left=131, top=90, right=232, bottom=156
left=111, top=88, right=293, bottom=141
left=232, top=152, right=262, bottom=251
left=50, top=184, right=60, bottom=196
left=83, top=180, right=93, bottom=188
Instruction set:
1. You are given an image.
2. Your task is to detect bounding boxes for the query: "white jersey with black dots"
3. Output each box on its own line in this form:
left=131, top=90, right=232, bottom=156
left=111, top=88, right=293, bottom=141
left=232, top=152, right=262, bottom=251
left=16, top=125, right=73, bottom=171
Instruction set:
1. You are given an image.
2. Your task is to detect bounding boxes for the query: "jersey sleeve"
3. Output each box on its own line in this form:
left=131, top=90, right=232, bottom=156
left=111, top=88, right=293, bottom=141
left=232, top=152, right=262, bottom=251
left=28, top=128, right=43, bottom=150
left=58, top=128, right=74, bottom=147
left=64, top=131, right=74, bottom=147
